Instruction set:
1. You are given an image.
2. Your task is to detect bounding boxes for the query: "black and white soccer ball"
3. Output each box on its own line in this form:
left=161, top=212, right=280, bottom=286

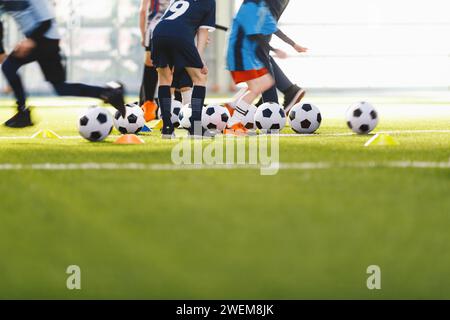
left=178, top=105, right=192, bottom=129
left=114, top=103, right=146, bottom=134
left=157, top=99, right=183, bottom=128
left=202, top=104, right=230, bottom=133
left=78, top=106, right=113, bottom=142
left=241, top=104, right=258, bottom=130
left=346, top=101, right=379, bottom=134
left=288, top=103, right=322, bottom=134
left=254, top=102, right=287, bottom=133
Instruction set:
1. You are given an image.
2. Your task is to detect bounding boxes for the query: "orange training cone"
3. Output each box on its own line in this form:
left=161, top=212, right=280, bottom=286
left=142, top=101, right=158, bottom=122
left=114, top=134, right=145, bottom=145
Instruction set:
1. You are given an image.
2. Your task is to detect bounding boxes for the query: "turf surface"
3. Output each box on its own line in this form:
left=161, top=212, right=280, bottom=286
left=0, top=96, right=449, bottom=299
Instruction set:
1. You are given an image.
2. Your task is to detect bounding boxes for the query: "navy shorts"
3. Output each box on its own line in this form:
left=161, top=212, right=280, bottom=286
left=151, top=36, right=204, bottom=69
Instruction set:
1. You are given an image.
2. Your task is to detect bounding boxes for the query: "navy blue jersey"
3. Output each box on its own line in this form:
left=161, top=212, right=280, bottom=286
left=154, top=0, right=216, bottom=41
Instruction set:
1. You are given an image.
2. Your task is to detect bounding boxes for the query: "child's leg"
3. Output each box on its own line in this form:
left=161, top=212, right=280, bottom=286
left=185, top=67, right=207, bottom=134
left=231, top=74, right=275, bottom=125
left=174, top=69, right=193, bottom=106
left=139, top=51, right=159, bottom=105
left=271, top=57, right=293, bottom=93
left=181, top=88, right=193, bottom=106
left=157, top=66, right=174, bottom=133
left=1, top=55, right=34, bottom=110
left=260, top=57, right=278, bottom=104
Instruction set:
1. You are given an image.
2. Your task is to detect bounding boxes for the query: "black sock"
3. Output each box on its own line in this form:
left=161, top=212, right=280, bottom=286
left=139, top=66, right=158, bottom=105
left=158, top=86, right=173, bottom=132
left=191, top=86, right=205, bottom=132
left=174, top=90, right=182, bottom=102
left=255, top=97, right=263, bottom=107
left=2, top=58, right=27, bottom=109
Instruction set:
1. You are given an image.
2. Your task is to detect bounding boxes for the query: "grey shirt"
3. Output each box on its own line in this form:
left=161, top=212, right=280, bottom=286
left=0, top=0, right=60, bottom=39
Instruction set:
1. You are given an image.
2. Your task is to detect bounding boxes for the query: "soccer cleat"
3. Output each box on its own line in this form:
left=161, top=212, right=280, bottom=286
left=224, top=122, right=248, bottom=136
left=4, top=108, right=34, bottom=128
left=187, top=127, right=215, bottom=139
left=101, top=81, right=126, bottom=118
left=224, top=103, right=235, bottom=117
left=141, top=100, right=158, bottom=122
left=283, top=85, right=306, bottom=115
left=161, top=125, right=175, bottom=139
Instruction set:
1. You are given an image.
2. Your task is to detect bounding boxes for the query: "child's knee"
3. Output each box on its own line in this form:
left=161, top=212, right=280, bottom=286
left=190, top=72, right=207, bottom=86
left=1, top=59, right=14, bottom=75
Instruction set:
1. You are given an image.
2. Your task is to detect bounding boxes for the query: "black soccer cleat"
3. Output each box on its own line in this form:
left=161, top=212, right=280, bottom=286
left=283, top=85, right=306, bottom=115
left=161, top=125, right=175, bottom=139
left=4, top=108, right=34, bottom=128
left=101, top=81, right=126, bottom=118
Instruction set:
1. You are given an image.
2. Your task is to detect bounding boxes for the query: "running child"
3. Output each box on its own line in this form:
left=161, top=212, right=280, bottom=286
left=0, top=0, right=126, bottom=128
left=226, top=0, right=286, bottom=134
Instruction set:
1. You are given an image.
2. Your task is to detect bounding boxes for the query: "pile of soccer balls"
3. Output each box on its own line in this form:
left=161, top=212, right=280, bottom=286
left=78, top=100, right=379, bottom=142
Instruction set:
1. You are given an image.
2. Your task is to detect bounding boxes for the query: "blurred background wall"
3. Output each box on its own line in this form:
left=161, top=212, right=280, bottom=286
left=0, top=0, right=449, bottom=95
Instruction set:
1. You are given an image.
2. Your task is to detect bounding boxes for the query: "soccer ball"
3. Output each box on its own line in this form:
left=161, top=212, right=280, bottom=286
left=288, top=103, right=322, bottom=134
left=202, top=104, right=230, bottom=133
left=178, top=105, right=192, bottom=129
left=254, top=102, right=286, bottom=133
left=346, top=101, right=379, bottom=134
left=241, top=104, right=257, bottom=130
left=114, top=103, right=146, bottom=134
left=157, top=99, right=183, bottom=128
left=78, top=106, right=113, bottom=142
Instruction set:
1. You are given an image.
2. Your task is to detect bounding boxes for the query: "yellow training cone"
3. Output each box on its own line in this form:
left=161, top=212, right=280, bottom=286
left=31, top=129, right=62, bottom=139
left=114, top=134, right=145, bottom=145
left=152, top=119, right=163, bottom=130
left=364, top=134, right=399, bottom=147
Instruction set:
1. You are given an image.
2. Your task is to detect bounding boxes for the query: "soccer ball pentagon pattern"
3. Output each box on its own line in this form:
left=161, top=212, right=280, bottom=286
left=288, top=103, right=322, bottom=134
left=254, top=102, right=287, bottom=133
left=114, top=103, right=146, bottom=134
left=346, top=101, right=379, bottom=134
left=178, top=105, right=193, bottom=129
left=202, top=104, right=230, bottom=133
left=78, top=106, right=113, bottom=142
left=157, top=99, right=183, bottom=128
left=241, top=104, right=258, bottom=130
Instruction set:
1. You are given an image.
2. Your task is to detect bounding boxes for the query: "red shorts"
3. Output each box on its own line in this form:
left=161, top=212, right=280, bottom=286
left=230, top=68, right=269, bottom=84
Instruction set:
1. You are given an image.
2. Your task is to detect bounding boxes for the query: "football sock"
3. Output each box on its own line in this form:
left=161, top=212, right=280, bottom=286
left=1, top=57, right=27, bottom=109
left=190, top=86, right=205, bottom=133
left=228, top=87, right=248, bottom=109
left=271, top=57, right=293, bottom=93
left=181, top=88, right=193, bottom=106
left=174, top=90, right=182, bottom=102
left=139, top=65, right=158, bottom=105
left=229, top=99, right=252, bottom=126
left=158, top=85, right=173, bottom=131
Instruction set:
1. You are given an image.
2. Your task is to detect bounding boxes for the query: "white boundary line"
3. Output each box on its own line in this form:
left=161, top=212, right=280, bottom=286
left=0, top=161, right=448, bottom=171
left=0, top=129, right=449, bottom=140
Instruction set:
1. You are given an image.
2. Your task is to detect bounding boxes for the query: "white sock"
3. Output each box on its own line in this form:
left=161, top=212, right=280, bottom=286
left=228, top=87, right=248, bottom=109
left=229, top=99, right=252, bottom=126
left=182, top=89, right=193, bottom=106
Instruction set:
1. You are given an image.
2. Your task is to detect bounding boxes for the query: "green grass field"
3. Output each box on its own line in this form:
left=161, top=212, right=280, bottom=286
left=0, top=95, right=449, bottom=299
